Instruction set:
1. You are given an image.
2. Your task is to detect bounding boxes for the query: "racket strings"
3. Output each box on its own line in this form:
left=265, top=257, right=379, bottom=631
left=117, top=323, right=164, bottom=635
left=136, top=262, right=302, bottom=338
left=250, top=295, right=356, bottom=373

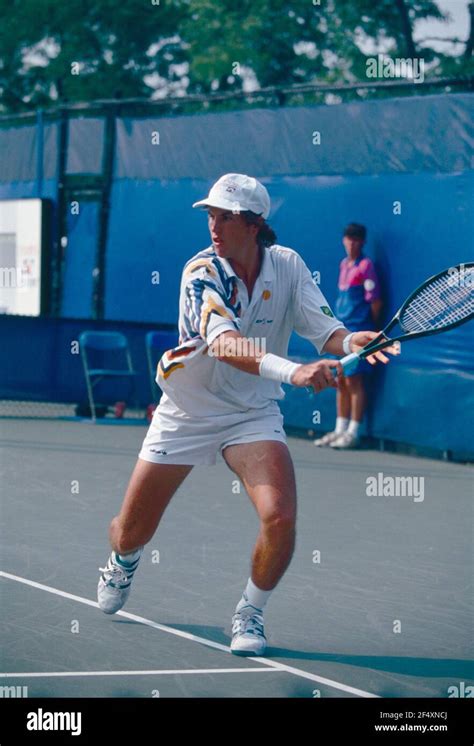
left=403, top=292, right=473, bottom=332
left=401, top=271, right=474, bottom=333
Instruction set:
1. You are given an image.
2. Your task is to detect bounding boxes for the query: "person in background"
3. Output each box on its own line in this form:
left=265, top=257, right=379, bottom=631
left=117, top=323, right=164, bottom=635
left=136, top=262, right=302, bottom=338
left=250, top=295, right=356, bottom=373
left=314, top=223, right=382, bottom=449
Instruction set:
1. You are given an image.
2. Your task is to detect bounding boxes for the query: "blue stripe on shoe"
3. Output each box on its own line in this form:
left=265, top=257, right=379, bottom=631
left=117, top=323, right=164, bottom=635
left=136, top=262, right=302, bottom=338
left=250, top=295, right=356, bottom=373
left=101, top=575, right=132, bottom=589
left=114, top=553, right=141, bottom=569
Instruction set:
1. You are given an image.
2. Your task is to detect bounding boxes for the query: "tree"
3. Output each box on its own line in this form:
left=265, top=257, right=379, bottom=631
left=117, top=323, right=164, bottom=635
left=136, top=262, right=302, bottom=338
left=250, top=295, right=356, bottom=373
left=0, top=0, right=186, bottom=112
left=0, top=0, right=471, bottom=115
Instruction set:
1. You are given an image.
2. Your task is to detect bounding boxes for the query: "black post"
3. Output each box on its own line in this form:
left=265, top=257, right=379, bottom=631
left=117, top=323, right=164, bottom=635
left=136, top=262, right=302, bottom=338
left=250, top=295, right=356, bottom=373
left=93, top=109, right=117, bottom=319
left=51, top=107, right=69, bottom=317
left=36, top=108, right=44, bottom=198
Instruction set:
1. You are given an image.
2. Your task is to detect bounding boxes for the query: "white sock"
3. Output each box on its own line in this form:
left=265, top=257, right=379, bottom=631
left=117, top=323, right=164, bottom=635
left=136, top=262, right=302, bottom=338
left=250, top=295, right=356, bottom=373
left=236, top=577, right=273, bottom=613
left=117, top=547, right=143, bottom=565
left=335, top=417, right=349, bottom=434
left=347, top=420, right=361, bottom=437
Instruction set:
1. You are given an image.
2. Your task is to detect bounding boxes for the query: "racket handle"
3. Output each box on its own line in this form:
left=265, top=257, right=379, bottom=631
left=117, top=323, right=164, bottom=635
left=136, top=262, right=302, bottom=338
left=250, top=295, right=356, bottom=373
left=335, top=352, right=361, bottom=376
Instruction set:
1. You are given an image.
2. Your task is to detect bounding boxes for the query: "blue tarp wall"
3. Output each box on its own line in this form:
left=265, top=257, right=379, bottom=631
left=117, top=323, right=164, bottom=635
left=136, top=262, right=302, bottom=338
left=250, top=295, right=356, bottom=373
left=1, top=93, right=473, bottom=456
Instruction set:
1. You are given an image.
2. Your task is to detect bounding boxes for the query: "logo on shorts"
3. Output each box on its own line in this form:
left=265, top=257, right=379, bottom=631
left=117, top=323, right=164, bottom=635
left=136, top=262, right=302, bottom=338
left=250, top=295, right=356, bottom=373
left=320, top=305, right=334, bottom=317
left=150, top=449, right=168, bottom=455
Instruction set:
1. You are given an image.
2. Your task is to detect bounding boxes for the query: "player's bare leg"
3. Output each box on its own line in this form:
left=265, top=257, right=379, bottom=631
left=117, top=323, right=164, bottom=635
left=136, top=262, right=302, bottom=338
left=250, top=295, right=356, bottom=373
left=109, top=460, right=193, bottom=554
left=98, top=461, right=192, bottom=614
left=223, top=440, right=297, bottom=654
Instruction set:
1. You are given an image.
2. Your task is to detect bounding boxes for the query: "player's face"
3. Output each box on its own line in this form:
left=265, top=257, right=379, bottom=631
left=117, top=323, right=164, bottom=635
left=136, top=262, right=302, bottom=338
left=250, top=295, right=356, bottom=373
left=343, top=235, right=364, bottom=260
left=207, top=208, right=258, bottom=257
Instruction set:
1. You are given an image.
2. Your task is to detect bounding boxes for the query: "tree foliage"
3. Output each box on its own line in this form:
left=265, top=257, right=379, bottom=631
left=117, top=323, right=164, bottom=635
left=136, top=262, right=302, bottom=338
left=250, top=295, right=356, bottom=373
left=0, top=0, right=471, bottom=113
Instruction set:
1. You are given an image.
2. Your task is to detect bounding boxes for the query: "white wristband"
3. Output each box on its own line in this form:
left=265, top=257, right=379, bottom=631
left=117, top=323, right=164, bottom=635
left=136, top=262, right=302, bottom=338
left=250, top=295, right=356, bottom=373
left=259, top=353, right=301, bottom=385
left=342, top=332, right=355, bottom=355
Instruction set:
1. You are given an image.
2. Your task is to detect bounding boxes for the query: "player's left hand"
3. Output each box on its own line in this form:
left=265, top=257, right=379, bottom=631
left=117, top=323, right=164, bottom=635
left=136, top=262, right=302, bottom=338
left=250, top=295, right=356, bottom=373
left=350, top=331, right=401, bottom=365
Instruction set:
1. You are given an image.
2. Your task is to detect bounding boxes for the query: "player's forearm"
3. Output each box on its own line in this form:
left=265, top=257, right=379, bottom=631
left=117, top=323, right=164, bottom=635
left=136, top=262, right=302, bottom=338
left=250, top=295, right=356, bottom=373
left=209, top=331, right=300, bottom=382
left=208, top=331, right=263, bottom=375
left=210, top=330, right=344, bottom=390
left=321, top=328, right=351, bottom=356
left=212, top=327, right=349, bottom=367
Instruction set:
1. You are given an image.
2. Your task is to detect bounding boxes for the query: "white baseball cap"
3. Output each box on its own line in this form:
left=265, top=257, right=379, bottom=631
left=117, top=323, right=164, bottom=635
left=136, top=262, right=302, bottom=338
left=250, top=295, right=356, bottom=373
left=192, top=173, right=271, bottom=219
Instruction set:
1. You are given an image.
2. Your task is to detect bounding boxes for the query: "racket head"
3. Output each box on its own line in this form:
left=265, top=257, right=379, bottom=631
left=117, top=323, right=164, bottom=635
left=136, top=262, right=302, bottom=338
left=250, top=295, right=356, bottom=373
left=397, top=262, right=474, bottom=337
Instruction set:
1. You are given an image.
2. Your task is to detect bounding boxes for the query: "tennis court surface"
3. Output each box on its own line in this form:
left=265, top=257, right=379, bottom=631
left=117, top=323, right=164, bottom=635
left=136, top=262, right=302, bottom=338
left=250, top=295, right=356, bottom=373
left=1, top=418, right=473, bottom=698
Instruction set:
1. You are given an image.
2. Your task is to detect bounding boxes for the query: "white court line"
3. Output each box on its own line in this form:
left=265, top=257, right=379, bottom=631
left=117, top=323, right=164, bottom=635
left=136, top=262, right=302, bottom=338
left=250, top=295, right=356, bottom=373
left=0, top=668, right=278, bottom=678
left=0, top=570, right=379, bottom=698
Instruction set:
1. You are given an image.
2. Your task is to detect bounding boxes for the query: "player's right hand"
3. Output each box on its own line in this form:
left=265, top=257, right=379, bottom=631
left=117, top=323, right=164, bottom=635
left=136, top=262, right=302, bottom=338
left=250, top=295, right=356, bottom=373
left=291, top=360, right=343, bottom=392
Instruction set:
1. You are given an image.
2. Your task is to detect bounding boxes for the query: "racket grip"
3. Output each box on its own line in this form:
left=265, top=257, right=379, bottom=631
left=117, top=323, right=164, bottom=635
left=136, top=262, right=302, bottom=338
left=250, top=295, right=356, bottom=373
left=334, top=352, right=361, bottom=376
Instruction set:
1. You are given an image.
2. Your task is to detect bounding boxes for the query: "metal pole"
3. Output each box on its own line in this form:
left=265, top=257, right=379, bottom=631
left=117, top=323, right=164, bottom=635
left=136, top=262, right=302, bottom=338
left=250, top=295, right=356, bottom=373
left=93, top=109, right=116, bottom=319
left=51, top=108, right=68, bottom=317
left=36, top=109, right=44, bottom=198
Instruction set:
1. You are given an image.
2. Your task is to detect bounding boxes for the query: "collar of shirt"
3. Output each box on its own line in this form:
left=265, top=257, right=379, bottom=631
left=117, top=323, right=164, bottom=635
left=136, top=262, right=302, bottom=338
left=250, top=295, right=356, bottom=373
left=217, top=246, right=273, bottom=282
left=215, top=246, right=273, bottom=309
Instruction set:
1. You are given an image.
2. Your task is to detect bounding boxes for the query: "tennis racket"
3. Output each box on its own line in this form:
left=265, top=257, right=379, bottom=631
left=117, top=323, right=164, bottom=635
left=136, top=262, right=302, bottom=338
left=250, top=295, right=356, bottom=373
left=338, top=262, right=474, bottom=375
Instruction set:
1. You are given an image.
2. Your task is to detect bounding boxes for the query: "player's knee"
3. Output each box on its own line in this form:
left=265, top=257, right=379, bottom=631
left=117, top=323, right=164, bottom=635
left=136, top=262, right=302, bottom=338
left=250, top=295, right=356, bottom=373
left=265, top=512, right=297, bottom=556
left=263, top=508, right=296, bottom=535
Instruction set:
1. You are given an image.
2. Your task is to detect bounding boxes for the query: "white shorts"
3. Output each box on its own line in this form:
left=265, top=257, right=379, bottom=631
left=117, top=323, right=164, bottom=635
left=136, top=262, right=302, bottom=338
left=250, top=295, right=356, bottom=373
left=138, top=398, right=287, bottom=466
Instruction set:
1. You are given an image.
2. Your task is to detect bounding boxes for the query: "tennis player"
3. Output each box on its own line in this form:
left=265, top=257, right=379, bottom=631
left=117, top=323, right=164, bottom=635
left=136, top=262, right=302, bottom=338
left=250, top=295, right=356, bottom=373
left=97, top=174, right=396, bottom=656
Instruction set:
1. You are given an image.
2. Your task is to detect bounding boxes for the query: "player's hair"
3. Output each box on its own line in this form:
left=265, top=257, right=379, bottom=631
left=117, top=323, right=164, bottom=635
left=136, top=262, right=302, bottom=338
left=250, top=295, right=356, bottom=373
left=241, top=210, right=277, bottom=249
left=343, top=223, right=367, bottom=241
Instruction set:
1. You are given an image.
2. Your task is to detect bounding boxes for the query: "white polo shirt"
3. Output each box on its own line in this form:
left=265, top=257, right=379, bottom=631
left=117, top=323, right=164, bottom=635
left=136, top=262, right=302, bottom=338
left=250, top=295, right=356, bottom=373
left=156, top=244, right=344, bottom=416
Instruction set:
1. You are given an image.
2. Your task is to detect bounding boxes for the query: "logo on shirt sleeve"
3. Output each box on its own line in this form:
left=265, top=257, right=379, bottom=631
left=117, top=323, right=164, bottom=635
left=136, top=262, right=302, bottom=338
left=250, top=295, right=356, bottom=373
left=320, top=305, right=335, bottom=318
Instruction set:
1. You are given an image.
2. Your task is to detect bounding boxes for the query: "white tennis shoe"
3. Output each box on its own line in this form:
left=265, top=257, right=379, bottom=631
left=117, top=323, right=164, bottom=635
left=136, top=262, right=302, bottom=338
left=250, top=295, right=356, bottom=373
left=313, top=430, right=341, bottom=446
left=329, top=432, right=360, bottom=449
left=97, top=549, right=143, bottom=614
left=231, top=605, right=267, bottom=656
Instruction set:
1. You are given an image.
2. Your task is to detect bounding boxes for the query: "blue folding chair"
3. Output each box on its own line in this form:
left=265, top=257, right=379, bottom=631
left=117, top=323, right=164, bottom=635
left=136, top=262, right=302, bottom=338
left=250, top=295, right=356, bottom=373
left=145, top=330, right=179, bottom=403
left=79, top=331, right=137, bottom=421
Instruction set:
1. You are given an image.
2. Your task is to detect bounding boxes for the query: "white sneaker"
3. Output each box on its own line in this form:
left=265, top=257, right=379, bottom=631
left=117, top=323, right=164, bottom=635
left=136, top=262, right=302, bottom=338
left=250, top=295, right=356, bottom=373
left=329, top=431, right=360, bottom=449
left=231, top=605, right=267, bottom=656
left=97, top=549, right=142, bottom=614
left=314, top=430, right=341, bottom=446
